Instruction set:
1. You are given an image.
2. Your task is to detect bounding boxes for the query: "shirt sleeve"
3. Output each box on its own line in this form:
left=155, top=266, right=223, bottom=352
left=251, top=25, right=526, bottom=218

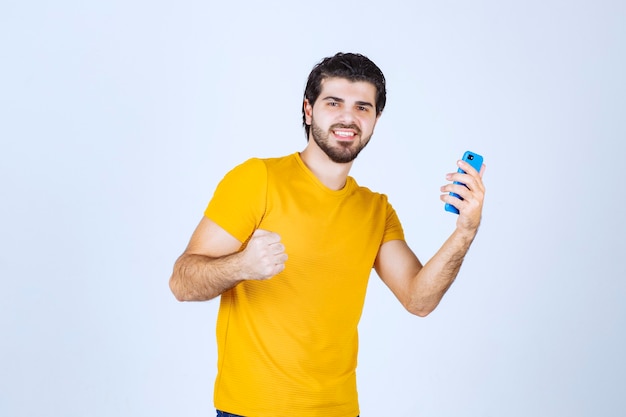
left=204, top=158, right=268, bottom=243
left=381, top=199, right=405, bottom=244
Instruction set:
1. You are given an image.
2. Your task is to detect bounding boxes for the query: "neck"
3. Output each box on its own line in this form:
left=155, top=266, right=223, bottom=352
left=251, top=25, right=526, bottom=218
left=300, top=142, right=353, bottom=191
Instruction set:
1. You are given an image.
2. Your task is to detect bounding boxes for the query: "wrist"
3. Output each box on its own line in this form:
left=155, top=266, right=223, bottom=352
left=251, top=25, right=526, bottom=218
left=452, top=226, right=478, bottom=245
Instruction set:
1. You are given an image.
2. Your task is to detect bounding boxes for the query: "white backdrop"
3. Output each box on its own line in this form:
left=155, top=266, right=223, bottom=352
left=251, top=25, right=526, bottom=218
left=2, top=1, right=625, bottom=416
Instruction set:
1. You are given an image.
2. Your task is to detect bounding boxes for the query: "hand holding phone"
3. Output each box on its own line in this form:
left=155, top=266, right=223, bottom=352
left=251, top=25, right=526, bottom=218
left=445, top=151, right=484, bottom=215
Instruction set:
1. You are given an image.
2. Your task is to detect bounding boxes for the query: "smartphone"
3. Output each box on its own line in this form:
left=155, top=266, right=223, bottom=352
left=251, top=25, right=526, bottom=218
left=445, top=151, right=484, bottom=214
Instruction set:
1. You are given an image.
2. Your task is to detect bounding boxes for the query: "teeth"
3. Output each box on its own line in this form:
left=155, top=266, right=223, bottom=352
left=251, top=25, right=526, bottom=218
left=334, top=131, right=354, bottom=137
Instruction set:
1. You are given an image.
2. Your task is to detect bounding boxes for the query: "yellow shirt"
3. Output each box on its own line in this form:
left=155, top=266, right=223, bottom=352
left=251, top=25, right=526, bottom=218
left=205, top=153, right=405, bottom=417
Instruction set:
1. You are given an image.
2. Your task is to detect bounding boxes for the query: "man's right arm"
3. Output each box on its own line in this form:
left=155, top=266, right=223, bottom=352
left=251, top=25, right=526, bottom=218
left=169, top=216, right=287, bottom=302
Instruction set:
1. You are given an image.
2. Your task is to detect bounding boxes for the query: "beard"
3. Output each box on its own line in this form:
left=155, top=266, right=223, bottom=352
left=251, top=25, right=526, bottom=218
left=310, top=118, right=372, bottom=164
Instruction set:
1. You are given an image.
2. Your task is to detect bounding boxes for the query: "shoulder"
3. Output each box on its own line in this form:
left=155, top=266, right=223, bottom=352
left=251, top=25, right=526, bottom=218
left=215, top=154, right=301, bottom=193
left=218, top=157, right=271, bottom=186
left=228, top=157, right=267, bottom=176
left=350, top=178, right=391, bottom=206
left=232, top=154, right=296, bottom=174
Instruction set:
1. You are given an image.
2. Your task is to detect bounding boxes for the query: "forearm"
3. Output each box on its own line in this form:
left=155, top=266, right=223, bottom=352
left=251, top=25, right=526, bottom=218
left=407, top=228, right=477, bottom=316
left=169, top=252, right=245, bottom=302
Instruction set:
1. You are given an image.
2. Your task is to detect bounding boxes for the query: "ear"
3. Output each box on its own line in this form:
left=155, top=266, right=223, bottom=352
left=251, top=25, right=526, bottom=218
left=303, top=99, right=313, bottom=125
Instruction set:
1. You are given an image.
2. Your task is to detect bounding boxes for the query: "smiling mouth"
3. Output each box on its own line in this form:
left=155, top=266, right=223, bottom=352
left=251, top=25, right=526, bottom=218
left=333, top=130, right=356, bottom=140
left=331, top=124, right=360, bottom=140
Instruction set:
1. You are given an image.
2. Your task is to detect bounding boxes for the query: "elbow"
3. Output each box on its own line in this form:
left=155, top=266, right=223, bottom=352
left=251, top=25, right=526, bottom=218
left=169, top=274, right=218, bottom=302
left=404, top=298, right=439, bottom=317
left=171, top=292, right=188, bottom=303
left=169, top=259, right=198, bottom=302
left=169, top=275, right=190, bottom=302
left=407, top=306, right=433, bottom=317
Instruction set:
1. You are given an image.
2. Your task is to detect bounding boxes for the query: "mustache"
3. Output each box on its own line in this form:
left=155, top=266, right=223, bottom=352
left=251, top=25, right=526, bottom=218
left=330, top=123, right=361, bottom=135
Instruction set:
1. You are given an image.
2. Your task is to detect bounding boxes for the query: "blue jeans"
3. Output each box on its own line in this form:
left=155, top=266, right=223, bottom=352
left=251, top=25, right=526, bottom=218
left=217, top=410, right=359, bottom=417
left=216, top=411, right=244, bottom=417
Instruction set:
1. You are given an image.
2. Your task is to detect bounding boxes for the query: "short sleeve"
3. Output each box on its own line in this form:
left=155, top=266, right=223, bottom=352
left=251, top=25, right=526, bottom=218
left=381, top=200, right=405, bottom=244
left=204, top=158, right=268, bottom=243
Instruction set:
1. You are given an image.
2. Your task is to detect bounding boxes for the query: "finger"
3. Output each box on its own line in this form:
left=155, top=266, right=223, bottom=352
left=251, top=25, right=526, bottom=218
left=441, top=188, right=481, bottom=213
left=440, top=193, right=465, bottom=211
left=479, top=163, right=486, bottom=178
left=273, top=262, right=286, bottom=275
left=448, top=169, right=484, bottom=193
left=446, top=170, right=473, bottom=185
left=457, top=159, right=480, bottom=175
left=270, top=242, right=286, bottom=254
left=442, top=179, right=484, bottom=204
left=265, top=254, right=288, bottom=278
left=253, top=229, right=282, bottom=244
left=443, top=175, right=473, bottom=195
left=457, top=160, right=486, bottom=185
left=457, top=162, right=486, bottom=193
left=442, top=183, right=470, bottom=200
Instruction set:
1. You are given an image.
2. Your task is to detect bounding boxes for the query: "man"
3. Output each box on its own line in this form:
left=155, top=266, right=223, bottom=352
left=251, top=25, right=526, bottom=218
left=170, top=52, right=486, bottom=417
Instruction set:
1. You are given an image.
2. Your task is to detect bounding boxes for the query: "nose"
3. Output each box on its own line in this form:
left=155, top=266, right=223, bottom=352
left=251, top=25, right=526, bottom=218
left=338, top=107, right=356, bottom=124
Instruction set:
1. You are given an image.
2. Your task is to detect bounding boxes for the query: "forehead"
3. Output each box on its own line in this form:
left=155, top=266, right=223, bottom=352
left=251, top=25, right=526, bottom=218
left=319, top=77, right=377, bottom=103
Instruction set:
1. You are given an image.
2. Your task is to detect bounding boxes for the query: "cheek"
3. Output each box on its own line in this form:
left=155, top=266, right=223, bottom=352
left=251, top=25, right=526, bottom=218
left=361, top=118, right=377, bottom=133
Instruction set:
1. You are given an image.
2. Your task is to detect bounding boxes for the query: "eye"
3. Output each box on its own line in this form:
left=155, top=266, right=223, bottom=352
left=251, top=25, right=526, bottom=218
left=328, top=101, right=339, bottom=107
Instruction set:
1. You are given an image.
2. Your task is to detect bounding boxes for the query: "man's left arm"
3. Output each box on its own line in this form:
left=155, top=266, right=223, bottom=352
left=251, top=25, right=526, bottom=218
left=374, top=160, right=486, bottom=317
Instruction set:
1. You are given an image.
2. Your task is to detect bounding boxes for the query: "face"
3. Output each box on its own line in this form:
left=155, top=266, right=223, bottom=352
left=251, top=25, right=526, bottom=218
left=304, top=77, right=380, bottom=163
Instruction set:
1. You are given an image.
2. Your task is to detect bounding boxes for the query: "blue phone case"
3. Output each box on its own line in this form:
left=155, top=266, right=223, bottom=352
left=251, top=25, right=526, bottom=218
left=445, top=151, right=484, bottom=215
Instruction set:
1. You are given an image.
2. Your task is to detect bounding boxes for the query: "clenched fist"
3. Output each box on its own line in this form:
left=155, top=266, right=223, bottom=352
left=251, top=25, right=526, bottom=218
left=240, top=229, right=288, bottom=280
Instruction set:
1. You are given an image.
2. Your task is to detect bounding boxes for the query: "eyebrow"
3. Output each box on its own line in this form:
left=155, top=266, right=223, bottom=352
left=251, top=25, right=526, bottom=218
left=322, top=96, right=375, bottom=108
